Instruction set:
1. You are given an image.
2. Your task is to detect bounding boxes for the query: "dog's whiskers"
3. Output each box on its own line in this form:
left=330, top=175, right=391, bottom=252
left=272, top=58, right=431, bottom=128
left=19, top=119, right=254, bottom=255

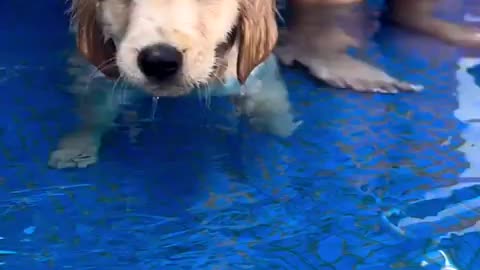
left=203, top=85, right=212, bottom=109
left=118, top=75, right=130, bottom=103
left=110, top=73, right=125, bottom=105
left=88, top=57, right=116, bottom=79
left=84, top=58, right=117, bottom=92
left=188, top=76, right=210, bottom=108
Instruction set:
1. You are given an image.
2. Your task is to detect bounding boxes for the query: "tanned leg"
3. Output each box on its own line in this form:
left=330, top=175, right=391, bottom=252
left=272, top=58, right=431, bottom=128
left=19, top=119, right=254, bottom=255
left=276, top=0, right=422, bottom=93
left=387, top=0, right=480, bottom=48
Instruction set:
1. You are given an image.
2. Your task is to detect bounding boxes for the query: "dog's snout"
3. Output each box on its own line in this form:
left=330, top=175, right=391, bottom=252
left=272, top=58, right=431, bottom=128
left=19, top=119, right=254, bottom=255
left=137, top=44, right=182, bottom=81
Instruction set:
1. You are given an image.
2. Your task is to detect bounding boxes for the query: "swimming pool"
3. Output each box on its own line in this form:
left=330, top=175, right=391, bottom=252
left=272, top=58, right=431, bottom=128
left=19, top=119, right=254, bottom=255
left=1, top=1, right=480, bottom=269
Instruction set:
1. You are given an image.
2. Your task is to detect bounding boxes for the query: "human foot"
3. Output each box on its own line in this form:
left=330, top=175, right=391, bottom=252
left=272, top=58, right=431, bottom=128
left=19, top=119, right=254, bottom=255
left=388, top=0, right=480, bottom=48
left=277, top=42, right=422, bottom=93
left=396, top=18, right=480, bottom=48
left=275, top=27, right=422, bottom=93
left=280, top=2, right=422, bottom=93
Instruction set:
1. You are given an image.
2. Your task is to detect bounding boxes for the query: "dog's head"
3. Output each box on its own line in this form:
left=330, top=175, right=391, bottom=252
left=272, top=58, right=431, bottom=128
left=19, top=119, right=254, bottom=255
left=71, top=0, right=278, bottom=96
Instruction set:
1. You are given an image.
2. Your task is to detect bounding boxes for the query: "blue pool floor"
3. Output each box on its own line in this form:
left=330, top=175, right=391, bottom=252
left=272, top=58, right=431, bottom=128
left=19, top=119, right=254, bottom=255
left=1, top=1, right=480, bottom=269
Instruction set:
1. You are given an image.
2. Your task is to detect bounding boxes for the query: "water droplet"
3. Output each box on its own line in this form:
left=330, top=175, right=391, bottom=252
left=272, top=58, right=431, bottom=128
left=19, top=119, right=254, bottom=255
left=150, top=96, right=160, bottom=121
left=240, top=85, right=248, bottom=96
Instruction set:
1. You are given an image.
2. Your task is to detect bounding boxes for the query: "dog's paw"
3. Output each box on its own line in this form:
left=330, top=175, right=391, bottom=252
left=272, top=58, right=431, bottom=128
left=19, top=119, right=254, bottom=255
left=48, top=132, right=100, bottom=169
left=49, top=147, right=98, bottom=169
left=250, top=115, right=302, bottom=138
left=234, top=95, right=301, bottom=138
left=276, top=46, right=423, bottom=94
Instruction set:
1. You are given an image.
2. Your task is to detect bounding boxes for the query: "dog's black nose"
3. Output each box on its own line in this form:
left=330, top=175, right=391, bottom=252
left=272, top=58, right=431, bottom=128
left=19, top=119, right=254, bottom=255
left=137, top=44, right=182, bottom=81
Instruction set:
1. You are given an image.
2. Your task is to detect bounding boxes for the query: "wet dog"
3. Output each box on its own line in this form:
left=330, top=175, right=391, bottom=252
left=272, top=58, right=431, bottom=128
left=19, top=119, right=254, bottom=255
left=49, top=0, right=300, bottom=169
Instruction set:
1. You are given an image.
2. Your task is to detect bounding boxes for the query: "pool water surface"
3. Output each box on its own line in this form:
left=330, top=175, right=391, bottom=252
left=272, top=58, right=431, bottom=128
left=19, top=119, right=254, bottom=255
left=1, top=1, right=480, bottom=269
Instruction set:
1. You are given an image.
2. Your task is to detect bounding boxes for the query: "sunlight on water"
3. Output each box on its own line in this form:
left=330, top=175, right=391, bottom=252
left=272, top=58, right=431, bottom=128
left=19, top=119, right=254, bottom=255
left=421, top=250, right=458, bottom=270
left=455, top=58, right=480, bottom=177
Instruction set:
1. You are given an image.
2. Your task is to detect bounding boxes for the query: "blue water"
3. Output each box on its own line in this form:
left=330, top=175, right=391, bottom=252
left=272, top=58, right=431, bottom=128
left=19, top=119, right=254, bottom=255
left=1, top=1, right=480, bottom=269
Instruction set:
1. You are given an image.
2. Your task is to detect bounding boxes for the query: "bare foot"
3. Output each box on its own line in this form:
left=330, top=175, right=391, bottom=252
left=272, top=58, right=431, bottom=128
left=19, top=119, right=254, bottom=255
left=395, top=17, right=480, bottom=48
left=388, top=0, right=480, bottom=48
left=275, top=28, right=423, bottom=93
left=280, top=2, right=422, bottom=93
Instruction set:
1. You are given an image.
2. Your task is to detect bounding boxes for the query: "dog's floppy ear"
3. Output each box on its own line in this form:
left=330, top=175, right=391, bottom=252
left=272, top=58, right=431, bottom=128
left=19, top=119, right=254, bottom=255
left=237, top=0, right=278, bottom=84
left=71, top=0, right=119, bottom=78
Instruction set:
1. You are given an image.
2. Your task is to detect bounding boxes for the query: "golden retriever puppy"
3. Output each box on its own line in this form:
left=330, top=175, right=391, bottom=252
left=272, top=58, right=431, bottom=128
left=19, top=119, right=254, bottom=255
left=49, top=0, right=300, bottom=169
left=276, top=0, right=480, bottom=93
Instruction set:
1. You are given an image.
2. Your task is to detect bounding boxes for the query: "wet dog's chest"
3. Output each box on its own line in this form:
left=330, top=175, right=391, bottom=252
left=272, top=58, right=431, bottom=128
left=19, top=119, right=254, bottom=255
left=111, top=83, right=241, bottom=132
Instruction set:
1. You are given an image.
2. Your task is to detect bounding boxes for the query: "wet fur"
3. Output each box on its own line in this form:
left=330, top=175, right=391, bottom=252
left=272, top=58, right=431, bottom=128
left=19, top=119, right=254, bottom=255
left=49, top=0, right=299, bottom=169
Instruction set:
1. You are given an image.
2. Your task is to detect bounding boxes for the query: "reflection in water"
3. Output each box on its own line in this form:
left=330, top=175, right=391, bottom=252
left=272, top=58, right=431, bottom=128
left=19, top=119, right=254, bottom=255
left=421, top=250, right=458, bottom=270
left=465, top=14, right=480, bottom=22
left=385, top=57, right=480, bottom=270
left=455, top=58, right=480, bottom=178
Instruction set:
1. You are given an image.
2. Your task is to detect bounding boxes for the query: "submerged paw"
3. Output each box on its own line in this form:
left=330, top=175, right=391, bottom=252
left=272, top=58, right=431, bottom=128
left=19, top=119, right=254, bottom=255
left=48, top=147, right=98, bottom=169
